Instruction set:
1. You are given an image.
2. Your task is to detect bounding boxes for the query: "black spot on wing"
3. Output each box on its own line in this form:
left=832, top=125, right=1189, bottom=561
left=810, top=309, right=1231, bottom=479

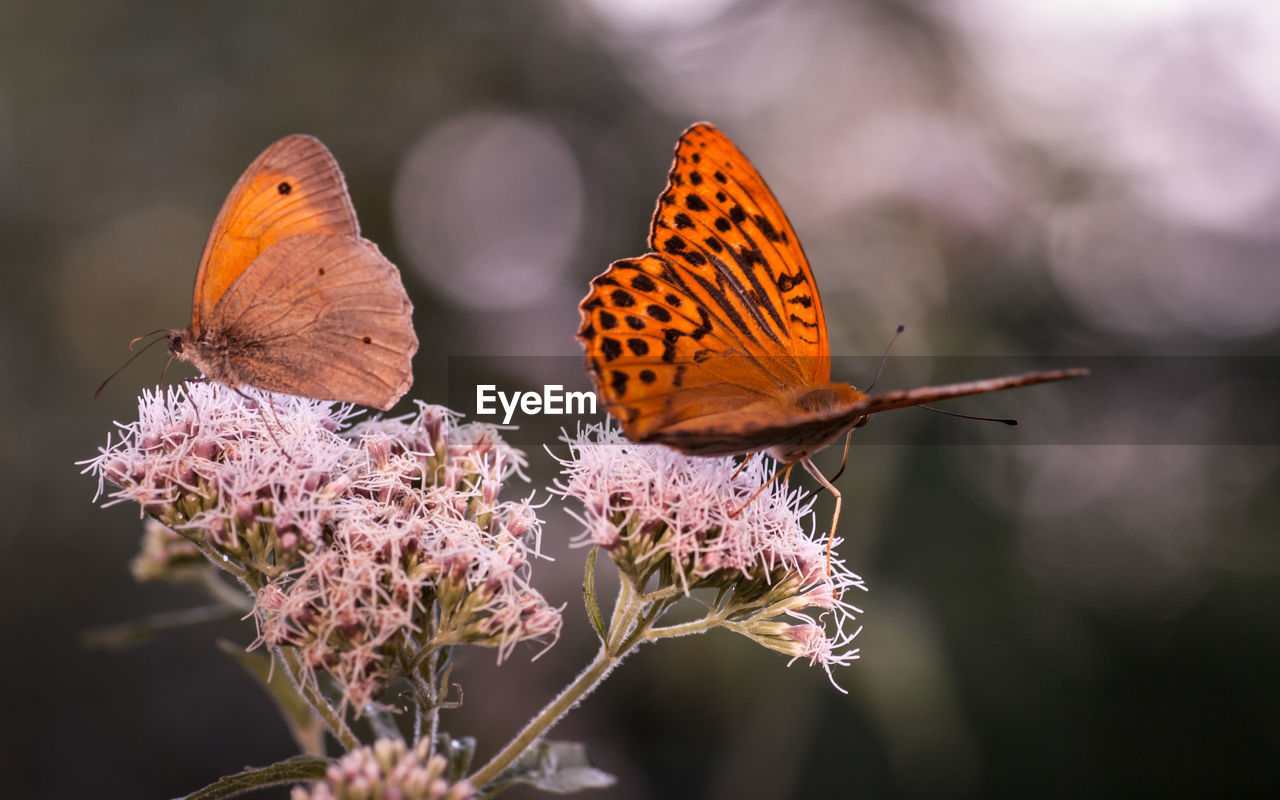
left=610, top=369, right=629, bottom=395
left=777, top=273, right=804, bottom=292
left=630, top=273, right=657, bottom=292
left=600, top=337, right=622, bottom=361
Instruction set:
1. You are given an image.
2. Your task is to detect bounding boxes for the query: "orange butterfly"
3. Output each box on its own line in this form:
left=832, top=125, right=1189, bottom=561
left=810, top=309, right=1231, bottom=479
left=577, top=123, right=1084, bottom=564
left=162, top=135, right=417, bottom=410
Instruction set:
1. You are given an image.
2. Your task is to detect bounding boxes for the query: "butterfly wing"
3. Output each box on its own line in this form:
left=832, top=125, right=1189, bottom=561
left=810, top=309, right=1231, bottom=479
left=200, top=232, right=417, bottom=410
left=192, top=135, right=360, bottom=336
left=580, top=253, right=794, bottom=441
left=650, top=123, right=829, bottom=383
left=579, top=123, right=830, bottom=446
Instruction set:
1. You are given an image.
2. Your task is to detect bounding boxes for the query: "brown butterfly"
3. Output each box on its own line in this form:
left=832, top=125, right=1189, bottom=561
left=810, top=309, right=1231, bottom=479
left=577, top=122, right=1085, bottom=562
left=161, top=135, right=417, bottom=410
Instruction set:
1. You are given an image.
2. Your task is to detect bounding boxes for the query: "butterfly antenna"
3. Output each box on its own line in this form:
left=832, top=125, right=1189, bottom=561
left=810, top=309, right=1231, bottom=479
left=129, top=329, right=169, bottom=350
left=800, top=456, right=842, bottom=576
left=919, top=405, right=1019, bottom=426
left=729, top=462, right=793, bottom=518
left=865, top=324, right=905, bottom=393
left=822, top=323, right=901, bottom=481
left=94, top=331, right=170, bottom=399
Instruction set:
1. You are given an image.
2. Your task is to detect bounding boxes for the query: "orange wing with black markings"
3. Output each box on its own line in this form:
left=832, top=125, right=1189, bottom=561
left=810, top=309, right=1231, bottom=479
left=649, top=123, right=828, bottom=382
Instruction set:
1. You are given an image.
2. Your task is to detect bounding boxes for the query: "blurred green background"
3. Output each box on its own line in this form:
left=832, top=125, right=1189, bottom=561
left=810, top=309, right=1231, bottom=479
left=4, top=0, right=1278, bottom=797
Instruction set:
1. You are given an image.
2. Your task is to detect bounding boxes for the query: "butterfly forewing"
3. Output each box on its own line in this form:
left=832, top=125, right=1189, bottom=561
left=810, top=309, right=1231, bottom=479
left=650, top=123, right=829, bottom=384
left=192, top=135, right=360, bottom=335
left=202, top=232, right=417, bottom=410
left=579, top=123, right=838, bottom=444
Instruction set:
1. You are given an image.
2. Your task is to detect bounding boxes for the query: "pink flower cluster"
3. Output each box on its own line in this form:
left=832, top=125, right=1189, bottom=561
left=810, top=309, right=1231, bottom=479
left=291, top=738, right=475, bottom=800
left=553, top=424, right=865, bottom=683
left=85, top=384, right=561, bottom=712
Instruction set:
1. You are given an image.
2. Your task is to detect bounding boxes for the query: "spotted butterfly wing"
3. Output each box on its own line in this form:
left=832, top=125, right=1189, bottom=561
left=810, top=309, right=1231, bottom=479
left=649, top=123, right=828, bottom=382
left=579, top=123, right=836, bottom=446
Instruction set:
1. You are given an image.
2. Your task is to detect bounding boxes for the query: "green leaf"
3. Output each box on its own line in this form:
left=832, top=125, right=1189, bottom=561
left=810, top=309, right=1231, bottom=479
left=442, top=735, right=476, bottom=779
left=487, top=740, right=616, bottom=794
left=583, top=547, right=605, bottom=641
left=180, top=755, right=330, bottom=800
left=80, top=605, right=237, bottom=650
left=217, top=640, right=326, bottom=756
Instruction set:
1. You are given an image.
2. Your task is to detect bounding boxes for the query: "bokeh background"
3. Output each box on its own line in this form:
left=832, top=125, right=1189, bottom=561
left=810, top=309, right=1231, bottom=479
left=4, top=0, right=1278, bottom=797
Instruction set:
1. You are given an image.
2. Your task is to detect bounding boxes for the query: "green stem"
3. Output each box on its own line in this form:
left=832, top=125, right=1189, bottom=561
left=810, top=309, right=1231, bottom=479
left=467, top=644, right=620, bottom=790
left=277, top=645, right=360, bottom=752
left=646, top=612, right=726, bottom=642
left=603, top=578, right=636, bottom=652
left=469, top=579, right=644, bottom=789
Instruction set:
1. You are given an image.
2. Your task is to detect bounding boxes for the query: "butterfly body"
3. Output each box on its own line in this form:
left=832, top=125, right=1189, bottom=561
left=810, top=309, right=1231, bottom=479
left=639, top=381, right=868, bottom=460
left=166, top=136, right=417, bottom=410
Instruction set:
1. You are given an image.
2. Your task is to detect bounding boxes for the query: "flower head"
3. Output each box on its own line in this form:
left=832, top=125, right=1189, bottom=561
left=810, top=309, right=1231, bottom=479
left=291, top=738, right=475, bottom=800
left=85, top=384, right=561, bottom=712
left=552, top=424, right=865, bottom=688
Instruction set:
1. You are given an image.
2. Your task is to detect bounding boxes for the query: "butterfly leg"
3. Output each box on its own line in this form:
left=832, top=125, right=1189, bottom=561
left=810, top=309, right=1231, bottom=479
left=729, top=461, right=794, bottom=518
left=176, top=376, right=208, bottom=426
left=800, top=456, right=842, bottom=574
left=827, top=427, right=857, bottom=482
left=729, top=452, right=756, bottom=481
left=230, top=387, right=293, bottom=460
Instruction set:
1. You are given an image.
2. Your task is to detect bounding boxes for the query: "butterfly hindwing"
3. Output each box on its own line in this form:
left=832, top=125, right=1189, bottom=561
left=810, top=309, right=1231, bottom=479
left=192, top=135, right=360, bottom=336
left=579, top=253, right=795, bottom=441
left=202, top=232, right=417, bottom=410
left=650, top=123, right=830, bottom=384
